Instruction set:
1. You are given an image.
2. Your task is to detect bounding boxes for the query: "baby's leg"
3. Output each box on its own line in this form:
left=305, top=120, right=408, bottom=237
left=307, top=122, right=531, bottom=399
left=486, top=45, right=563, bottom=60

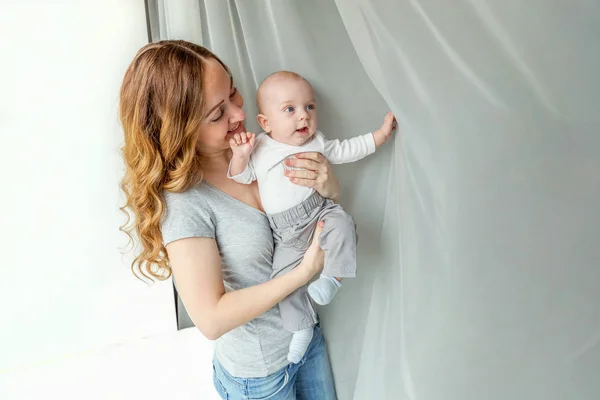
left=269, top=193, right=343, bottom=362
left=308, top=205, right=357, bottom=305
left=271, top=238, right=318, bottom=364
left=288, top=327, right=314, bottom=364
left=308, top=275, right=343, bottom=306
left=276, top=285, right=317, bottom=363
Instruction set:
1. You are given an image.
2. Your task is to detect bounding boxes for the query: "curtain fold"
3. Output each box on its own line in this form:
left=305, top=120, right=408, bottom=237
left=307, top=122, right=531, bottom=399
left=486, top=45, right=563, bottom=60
left=151, top=1, right=600, bottom=398
left=336, top=1, right=600, bottom=399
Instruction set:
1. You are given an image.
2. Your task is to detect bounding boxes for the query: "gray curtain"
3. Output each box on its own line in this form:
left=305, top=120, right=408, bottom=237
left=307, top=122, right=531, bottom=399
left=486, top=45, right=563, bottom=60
left=149, top=1, right=600, bottom=399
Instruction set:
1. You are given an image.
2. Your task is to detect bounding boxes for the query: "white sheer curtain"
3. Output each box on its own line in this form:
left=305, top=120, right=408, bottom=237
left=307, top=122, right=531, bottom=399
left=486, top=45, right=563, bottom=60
left=153, top=1, right=600, bottom=399
left=336, top=2, right=600, bottom=399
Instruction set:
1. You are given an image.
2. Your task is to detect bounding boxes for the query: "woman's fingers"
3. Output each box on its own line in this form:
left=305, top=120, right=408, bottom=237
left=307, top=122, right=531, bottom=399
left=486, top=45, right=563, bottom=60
left=293, top=152, right=327, bottom=163
left=284, top=169, right=319, bottom=180
left=285, top=158, right=322, bottom=172
left=309, top=221, right=325, bottom=251
left=311, top=221, right=325, bottom=243
left=289, top=177, right=316, bottom=187
left=300, top=220, right=325, bottom=280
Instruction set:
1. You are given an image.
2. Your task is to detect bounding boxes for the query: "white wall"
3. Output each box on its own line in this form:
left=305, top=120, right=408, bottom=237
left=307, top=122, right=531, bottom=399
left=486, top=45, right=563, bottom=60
left=0, top=0, right=176, bottom=371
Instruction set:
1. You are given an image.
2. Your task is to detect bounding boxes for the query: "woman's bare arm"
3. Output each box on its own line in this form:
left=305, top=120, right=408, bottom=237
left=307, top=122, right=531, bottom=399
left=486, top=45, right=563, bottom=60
left=166, top=222, right=325, bottom=340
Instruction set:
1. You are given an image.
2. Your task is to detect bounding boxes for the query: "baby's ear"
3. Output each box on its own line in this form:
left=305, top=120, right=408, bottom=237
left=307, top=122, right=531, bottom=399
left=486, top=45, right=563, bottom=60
left=257, top=114, right=270, bottom=132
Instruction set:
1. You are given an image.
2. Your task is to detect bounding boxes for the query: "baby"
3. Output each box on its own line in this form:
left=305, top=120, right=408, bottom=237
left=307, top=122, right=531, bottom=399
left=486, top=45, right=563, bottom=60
left=228, top=71, right=395, bottom=363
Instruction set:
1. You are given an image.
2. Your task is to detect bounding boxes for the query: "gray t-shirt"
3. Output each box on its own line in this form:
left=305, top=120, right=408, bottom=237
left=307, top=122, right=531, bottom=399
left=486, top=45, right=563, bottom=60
left=161, top=182, right=293, bottom=378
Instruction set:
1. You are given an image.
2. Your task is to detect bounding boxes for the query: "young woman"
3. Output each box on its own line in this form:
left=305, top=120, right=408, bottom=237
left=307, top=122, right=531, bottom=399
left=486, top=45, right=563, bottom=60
left=119, top=40, right=338, bottom=399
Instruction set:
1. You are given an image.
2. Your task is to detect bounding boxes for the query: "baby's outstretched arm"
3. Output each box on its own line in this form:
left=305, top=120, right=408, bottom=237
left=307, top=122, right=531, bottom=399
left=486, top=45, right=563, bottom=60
left=372, top=112, right=397, bottom=147
left=229, top=132, right=256, bottom=177
left=322, top=112, right=396, bottom=165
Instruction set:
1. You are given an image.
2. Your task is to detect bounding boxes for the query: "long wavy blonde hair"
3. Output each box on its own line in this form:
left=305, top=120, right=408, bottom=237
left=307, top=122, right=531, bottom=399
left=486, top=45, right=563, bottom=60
left=119, top=40, right=230, bottom=282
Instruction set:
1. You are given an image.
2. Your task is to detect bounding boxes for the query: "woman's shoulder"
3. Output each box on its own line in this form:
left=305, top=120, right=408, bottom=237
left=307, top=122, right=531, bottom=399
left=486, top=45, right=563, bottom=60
left=163, top=183, right=215, bottom=217
left=161, top=183, right=216, bottom=244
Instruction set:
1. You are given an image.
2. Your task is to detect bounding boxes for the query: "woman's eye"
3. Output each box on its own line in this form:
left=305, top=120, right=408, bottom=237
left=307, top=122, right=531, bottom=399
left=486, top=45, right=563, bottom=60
left=212, top=107, right=224, bottom=122
left=284, top=106, right=295, bottom=112
left=229, top=87, right=238, bottom=99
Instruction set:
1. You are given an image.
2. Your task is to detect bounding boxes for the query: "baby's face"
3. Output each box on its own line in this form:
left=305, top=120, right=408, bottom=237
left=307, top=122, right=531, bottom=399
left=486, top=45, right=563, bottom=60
left=259, top=78, right=318, bottom=147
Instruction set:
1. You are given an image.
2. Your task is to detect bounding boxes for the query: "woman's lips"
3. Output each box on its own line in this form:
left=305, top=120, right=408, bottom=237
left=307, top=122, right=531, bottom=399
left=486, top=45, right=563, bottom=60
left=226, top=123, right=245, bottom=138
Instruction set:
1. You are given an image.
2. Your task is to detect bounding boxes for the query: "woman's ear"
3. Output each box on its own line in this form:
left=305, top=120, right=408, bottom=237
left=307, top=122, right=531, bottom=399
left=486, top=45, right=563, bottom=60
left=257, top=114, right=270, bottom=132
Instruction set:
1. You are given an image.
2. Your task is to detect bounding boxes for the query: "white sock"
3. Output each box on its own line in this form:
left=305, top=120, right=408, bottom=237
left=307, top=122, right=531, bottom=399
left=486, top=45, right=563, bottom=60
left=288, top=327, right=314, bottom=364
left=308, top=275, right=342, bottom=306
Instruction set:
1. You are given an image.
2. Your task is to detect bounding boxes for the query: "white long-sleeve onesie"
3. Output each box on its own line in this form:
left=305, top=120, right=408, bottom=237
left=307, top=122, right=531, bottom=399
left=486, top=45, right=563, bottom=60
left=228, top=131, right=376, bottom=214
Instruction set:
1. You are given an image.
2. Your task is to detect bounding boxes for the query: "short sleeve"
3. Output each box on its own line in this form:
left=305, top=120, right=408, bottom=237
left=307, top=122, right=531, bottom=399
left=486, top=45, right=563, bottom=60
left=161, top=188, right=215, bottom=245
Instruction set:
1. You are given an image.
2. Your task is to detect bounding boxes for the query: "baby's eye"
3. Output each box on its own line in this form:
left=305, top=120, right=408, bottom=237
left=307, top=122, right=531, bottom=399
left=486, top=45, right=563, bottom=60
left=306, top=104, right=315, bottom=111
left=284, top=106, right=295, bottom=113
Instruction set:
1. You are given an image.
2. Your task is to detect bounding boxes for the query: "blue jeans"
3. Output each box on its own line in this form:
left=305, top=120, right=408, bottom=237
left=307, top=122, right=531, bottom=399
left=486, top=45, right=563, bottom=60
left=212, top=325, right=336, bottom=399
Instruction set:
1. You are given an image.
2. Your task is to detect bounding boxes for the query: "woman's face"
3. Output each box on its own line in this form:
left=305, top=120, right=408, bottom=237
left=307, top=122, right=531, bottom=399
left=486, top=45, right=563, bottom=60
left=197, top=58, right=246, bottom=154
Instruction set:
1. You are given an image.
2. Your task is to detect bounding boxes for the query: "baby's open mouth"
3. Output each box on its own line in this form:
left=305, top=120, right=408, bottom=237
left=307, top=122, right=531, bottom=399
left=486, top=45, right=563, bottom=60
left=296, top=127, right=308, bottom=134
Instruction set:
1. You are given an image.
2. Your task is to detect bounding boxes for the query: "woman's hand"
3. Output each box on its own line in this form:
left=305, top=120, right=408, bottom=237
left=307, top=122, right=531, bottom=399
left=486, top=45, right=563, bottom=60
left=297, top=221, right=326, bottom=283
left=283, top=152, right=340, bottom=202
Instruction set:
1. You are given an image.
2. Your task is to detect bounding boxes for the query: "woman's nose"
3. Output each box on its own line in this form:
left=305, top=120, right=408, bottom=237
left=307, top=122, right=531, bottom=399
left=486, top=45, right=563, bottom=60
left=229, top=104, right=246, bottom=123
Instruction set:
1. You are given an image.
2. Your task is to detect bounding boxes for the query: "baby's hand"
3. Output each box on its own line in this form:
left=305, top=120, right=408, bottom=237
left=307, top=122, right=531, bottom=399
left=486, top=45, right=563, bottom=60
left=373, top=112, right=397, bottom=148
left=229, top=132, right=256, bottom=158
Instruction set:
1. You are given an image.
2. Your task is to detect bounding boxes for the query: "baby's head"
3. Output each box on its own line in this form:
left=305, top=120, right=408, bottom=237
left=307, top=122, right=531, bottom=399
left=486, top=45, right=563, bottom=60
left=256, top=71, right=318, bottom=147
